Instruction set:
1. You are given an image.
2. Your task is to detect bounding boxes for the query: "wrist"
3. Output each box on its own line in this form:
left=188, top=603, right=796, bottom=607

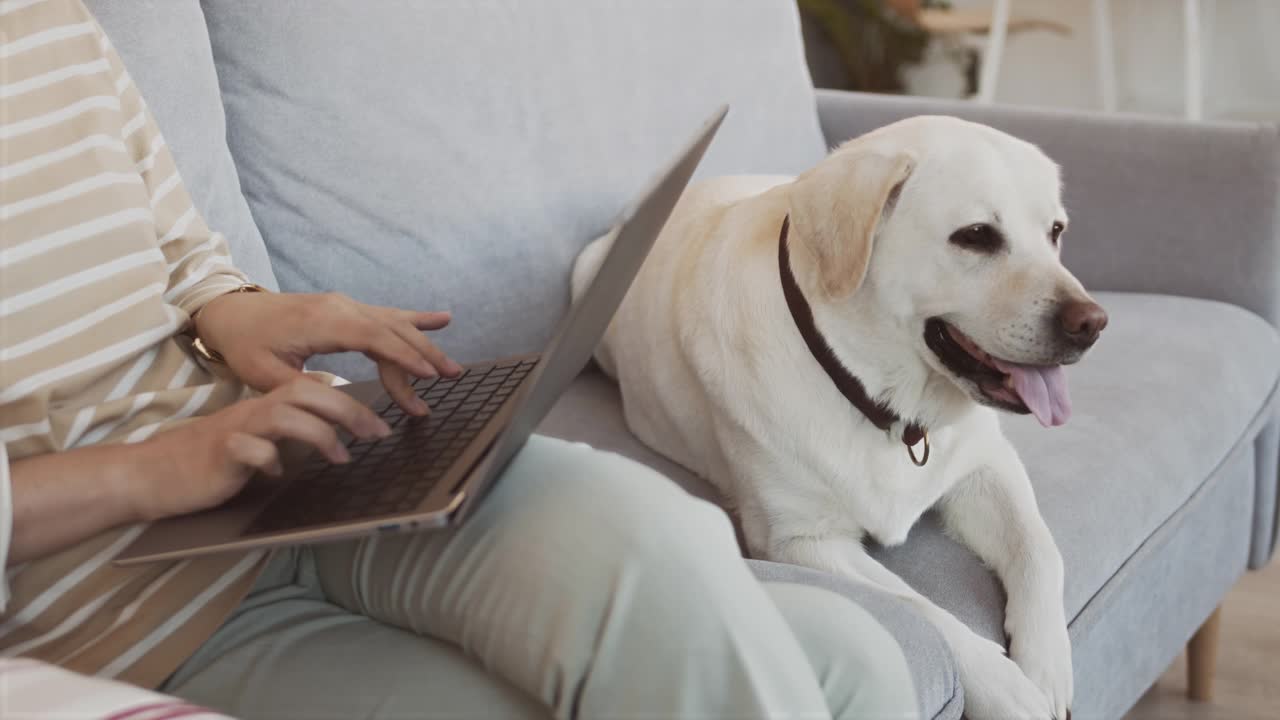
left=109, top=435, right=177, bottom=522
left=190, top=284, right=269, bottom=363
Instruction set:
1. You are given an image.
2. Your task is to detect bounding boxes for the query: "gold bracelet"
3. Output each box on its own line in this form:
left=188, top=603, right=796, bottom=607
left=189, top=283, right=269, bottom=364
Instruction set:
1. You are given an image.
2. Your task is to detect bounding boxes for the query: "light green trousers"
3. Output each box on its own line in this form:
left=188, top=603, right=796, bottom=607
left=163, top=436, right=917, bottom=720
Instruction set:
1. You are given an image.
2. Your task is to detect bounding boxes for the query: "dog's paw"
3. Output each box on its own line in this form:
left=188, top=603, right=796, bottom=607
left=958, top=636, right=1057, bottom=720
left=1008, top=606, right=1074, bottom=718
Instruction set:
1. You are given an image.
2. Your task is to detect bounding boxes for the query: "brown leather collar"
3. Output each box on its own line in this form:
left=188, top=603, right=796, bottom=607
left=777, top=216, right=929, bottom=465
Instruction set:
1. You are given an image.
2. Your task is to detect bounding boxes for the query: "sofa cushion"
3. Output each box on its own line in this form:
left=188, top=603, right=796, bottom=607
left=200, top=0, right=827, bottom=379
left=536, top=291, right=1280, bottom=715
left=86, top=0, right=277, bottom=289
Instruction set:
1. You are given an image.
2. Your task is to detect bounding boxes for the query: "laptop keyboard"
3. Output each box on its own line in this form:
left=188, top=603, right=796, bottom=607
left=245, top=358, right=538, bottom=534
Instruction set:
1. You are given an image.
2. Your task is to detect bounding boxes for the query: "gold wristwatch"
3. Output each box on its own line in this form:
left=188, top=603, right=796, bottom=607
left=189, top=283, right=269, bottom=364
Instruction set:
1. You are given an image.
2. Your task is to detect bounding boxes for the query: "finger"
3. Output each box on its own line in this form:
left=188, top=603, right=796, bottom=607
left=226, top=432, right=284, bottom=477
left=353, top=323, right=440, bottom=379
left=366, top=306, right=451, bottom=332
left=379, top=360, right=428, bottom=416
left=251, top=401, right=351, bottom=464
left=276, top=378, right=391, bottom=440
left=404, top=310, right=451, bottom=331
left=386, top=318, right=463, bottom=377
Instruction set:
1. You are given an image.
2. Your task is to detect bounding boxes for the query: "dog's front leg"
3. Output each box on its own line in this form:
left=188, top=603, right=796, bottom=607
left=939, top=445, right=1073, bottom=719
left=773, top=534, right=1055, bottom=720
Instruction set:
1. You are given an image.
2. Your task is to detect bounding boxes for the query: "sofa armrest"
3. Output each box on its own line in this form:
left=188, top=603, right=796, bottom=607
left=816, top=89, right=1280, bottom=329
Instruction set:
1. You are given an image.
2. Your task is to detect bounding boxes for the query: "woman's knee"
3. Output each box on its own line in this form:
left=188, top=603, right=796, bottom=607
left=767, top=582, right=920, bottom=720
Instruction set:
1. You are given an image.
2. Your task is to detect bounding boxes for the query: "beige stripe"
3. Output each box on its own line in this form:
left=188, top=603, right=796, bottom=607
left=0, top=171, right=141, bottom=221
left=103, top=348, right=161, bottom=403
left=167, top=357, right=197, bottom=390
left=134, top=134, right=166, bottom=173
left=157, top=207, right=196, bottom=246
left=124, top=384, right=213, bottom=443
left=0, top=20, right=94, bottom=60
left=0, top=559, right=169, bottom=660
left=0, top=305, right=179, bottom=404
left=0, top=133, right=125, bottom=182
left=51, top=561, right=188, bottom=664
left=0, top=57, right=108, bottom=99
left=0, top=417, right=50, bottom=443
left=0, top=526, right=144, bottom=640
left=148, top=171, right=181, bottom=209
left=0, top=94, right=119, bottom=140
left=99, top=552, right=264, bottom=678
left=72, top=392, right=154, bottom=449
left=120, top=108, right=145, bottom=139
left=1, top=579, right=133, bottom=656
left=0, top=282, right=164, bottom=362
left=0, top=0, right=50, bottom=16
left=165, top=258, right=241, bottom=303
left=0, top=246, right=162, bottom=317
left=115, top=564, right=267, bottom=691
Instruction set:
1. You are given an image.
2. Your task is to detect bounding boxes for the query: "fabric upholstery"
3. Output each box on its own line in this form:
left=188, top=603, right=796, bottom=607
left=1252, top=421, right=1280, bottom=566
left=1067, top=443, right=1254, bottom=718
left=537, top=291, right=1280, bottom=717
left=87, top=0, right=277, bottom=290
left=198, top=0, right=827, bottom=379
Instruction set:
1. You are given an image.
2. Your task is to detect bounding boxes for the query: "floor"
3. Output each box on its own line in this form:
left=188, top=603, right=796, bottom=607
left=1123, top=557, right=1280, bottom=719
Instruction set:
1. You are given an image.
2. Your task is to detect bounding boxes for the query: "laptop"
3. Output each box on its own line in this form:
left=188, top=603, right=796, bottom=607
left=116, top=106, right=727, bottom=565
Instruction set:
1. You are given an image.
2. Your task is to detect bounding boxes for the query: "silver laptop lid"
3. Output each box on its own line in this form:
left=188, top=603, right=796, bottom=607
left=455, top=105, right=728, bottom=514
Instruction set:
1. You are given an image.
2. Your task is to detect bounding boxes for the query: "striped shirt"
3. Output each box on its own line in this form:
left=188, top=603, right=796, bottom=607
left=1, top=0, right=267, bottom=687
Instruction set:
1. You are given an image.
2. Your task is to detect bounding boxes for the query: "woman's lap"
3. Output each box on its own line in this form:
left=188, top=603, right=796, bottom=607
left=165, top=435, right=915, bottom=720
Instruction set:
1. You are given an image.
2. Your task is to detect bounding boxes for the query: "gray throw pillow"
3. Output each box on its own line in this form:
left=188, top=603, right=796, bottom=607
left=202, top=0, right=826, bottom=378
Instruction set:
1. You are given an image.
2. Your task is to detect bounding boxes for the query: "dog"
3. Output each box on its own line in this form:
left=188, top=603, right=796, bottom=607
left=571, top=115, right=1107, bottom=719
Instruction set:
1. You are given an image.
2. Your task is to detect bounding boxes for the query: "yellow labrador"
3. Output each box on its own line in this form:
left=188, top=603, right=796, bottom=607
left=573, top=116, right=1107, bottom=720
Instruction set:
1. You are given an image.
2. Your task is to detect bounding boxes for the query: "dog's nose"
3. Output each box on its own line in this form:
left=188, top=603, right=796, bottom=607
left=1057, top=299, right=1108, bottom=347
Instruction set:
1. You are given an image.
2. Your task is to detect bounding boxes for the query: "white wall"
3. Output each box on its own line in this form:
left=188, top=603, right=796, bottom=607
left=905, top=0, right=1280, bottom=120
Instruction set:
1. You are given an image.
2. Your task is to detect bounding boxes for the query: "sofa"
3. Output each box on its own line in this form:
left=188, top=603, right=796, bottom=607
left=91, top=2, right=1280, bottom=718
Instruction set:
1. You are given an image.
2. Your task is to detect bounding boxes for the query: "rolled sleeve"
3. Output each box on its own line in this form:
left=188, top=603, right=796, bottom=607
left=97, top=22, right=248, bottom=319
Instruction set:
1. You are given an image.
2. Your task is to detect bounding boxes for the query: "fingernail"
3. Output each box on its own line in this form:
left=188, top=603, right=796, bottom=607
left=374, top=419, right=392, bottom=438
left=448, top=361, right=463, bottom=375
left=335, top=445, right=351, bottom=463
left=420, top=362, right=437, bottom=378
left=413, top=399, right=430, bottom=415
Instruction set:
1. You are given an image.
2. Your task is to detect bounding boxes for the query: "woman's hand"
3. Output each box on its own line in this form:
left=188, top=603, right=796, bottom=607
left=194, top=291, right=463, bottom=415
left=132, top=376, right=392, bottom=521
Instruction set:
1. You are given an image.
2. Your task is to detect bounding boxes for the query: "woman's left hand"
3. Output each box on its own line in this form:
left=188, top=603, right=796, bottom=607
left=193, top=291, right=463, bottom=415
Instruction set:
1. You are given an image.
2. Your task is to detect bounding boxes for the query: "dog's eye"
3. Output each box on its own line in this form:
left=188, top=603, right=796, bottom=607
left=1050, top=221, right=1065, bottom=246
left=948, top=224, right=1005, bottom=254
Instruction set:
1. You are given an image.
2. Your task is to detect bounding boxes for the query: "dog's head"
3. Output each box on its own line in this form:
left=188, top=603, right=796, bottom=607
left=787, top=115, right=1106, bottom=427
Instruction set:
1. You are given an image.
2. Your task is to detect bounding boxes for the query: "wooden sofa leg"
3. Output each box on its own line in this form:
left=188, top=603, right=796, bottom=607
left=1187, top=605, right=1223, bottom=702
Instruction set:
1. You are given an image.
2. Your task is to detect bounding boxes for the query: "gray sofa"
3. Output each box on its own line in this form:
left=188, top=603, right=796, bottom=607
left=93, top=2, right=1280, bottom=719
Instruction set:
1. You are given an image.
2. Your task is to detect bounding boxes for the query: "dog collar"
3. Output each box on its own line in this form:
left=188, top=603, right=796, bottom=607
left=777, top=216, right=930, bottom=466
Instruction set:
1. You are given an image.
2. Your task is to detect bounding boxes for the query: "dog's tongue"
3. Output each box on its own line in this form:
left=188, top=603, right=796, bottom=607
left=993, top=360, right=1072, bottom=427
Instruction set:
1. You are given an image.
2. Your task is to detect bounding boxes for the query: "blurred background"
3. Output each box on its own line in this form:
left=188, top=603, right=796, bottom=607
left=799, top=0, right=1280, bottom=122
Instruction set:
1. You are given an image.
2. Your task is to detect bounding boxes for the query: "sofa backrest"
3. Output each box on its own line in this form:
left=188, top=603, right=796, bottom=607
left=192, top=1, right=827, bottom=378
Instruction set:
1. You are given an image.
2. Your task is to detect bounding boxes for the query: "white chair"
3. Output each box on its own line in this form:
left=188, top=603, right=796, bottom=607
left=933, top=0, right=1205, bottom=121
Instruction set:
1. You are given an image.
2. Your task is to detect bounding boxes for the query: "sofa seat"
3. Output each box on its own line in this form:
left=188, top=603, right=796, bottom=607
left=538, top=291, right=1280, bottom=719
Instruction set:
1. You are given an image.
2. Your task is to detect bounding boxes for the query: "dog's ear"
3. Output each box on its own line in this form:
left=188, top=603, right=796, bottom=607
left=787, top=149, right=914, bottom=299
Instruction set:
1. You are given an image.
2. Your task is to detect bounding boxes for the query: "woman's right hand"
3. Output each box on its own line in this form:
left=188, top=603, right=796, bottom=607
left=132, top=376, right=393, bottom=521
